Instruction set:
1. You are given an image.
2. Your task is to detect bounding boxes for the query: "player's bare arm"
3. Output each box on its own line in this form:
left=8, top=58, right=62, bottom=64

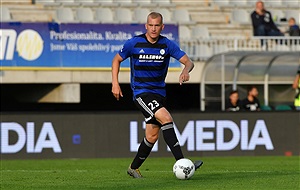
left=178, top=54, right=194, bottom=85
left=111, top=53, right=123, bottom=100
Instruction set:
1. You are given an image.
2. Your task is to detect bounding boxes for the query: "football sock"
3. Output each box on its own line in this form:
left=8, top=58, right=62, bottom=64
left=161, top=122, right=184, bottom=160
left=130, top=137, right=154, bottom=169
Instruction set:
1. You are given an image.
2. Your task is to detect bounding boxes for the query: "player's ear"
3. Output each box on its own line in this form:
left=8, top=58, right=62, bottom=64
left=162, top=24, right=165, bottom=30
left=145, top=24, right=147, bottom=30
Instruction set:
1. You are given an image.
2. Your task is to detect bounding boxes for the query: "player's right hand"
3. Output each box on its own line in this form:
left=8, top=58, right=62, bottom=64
left=112, top=84, right=123, bottom=101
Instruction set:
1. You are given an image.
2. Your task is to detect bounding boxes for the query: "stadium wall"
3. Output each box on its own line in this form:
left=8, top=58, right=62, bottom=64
left=1, top=112, right=299, bottom=160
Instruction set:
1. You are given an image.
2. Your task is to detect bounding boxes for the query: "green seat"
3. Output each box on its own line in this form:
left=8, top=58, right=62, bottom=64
left=261, top=105, right=272, bottom=111
left=275, top=105, right=292, bottom=111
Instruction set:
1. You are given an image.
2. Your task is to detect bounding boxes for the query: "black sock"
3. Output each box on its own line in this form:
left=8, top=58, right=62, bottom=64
left=161, top=122, right=184, bottom=160
left=130, top=138, right=154, bottom=169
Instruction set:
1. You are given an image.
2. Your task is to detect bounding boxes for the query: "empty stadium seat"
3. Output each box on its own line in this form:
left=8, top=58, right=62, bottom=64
left=260, top=105, right=272, bottom=111
left=35, top=0, right=60, bottom=6
left=56, top=8, right=75, bottom=23
left=56, top=0, right=80, bottom=6
left=179, top=25, right=191, bottom=40
left=115, top=8, right=133, bottom=23
left=282, top=1, right=300, bottom=7
left=94, top=0, right=118, bottom=7
left=154, top=8, right=174, bottom=24
left=231, top=9, right=250, bottom=24
left=133, top=0, right=157, bottom=7
left=172, top=9, right=196, bottom=25
left=230, top=0, right=248, bottom=7
left=76, top=8, right=95, bottom=23
left=133, top=8, right=151, bottom=23
left=114, top=0, right=138, bottom=7
left=152, top=0, right=175, bottom=8
left=74, top=0, right=99, bottom=6
left=95, top=8, right=115, bottom=23
left=264, top=0, right=283, bottom=7
left=0, top=7, right=12, bottom=21
left=191, top=26, right=210, bottom=39
left=275, top=105, right=292, bottom=111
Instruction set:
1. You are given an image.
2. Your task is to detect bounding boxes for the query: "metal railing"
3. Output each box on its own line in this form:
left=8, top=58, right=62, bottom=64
left=180, top=36, right=300, bottom=61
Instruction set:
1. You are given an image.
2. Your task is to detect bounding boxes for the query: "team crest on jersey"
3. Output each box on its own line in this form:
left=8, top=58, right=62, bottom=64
left=160, top=49, right=165, bottom=55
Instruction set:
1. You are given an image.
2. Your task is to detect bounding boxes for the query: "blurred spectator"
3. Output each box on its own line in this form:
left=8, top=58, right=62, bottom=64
left=242, top=86, right=261, bottom=111
left=286, top=17, right=300, bottom=36
left=250, top=1, right=283, bottom=37
left=226, top=90, right=241, bottom=112
left=293, top=67, right=300, bottom=110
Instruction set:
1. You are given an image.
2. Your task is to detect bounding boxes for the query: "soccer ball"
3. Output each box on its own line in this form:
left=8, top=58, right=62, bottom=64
left=173, top=158, right=195, bottom=180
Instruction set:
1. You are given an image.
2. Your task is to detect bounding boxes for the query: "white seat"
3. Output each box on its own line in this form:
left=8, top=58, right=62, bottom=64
left=133, top=8, right=150, bottom=23
left=230, top=0, right=248, bottom=7
left=179, top=25, right=191, bottom=40
left=74, top=0, right=99, bottom=6
left=94, top=0, right=118, bottom=7
left=55, top=0, right=80, bottom=6
left=56, top=8, right=76, bottom=23
left=76, top=8, right=95, bottom=23
left=95, top=8, right=116, bottom=23
left=151, top=0, right=175, bottom=8
left=282, top=1, right=300, bottom=7
left=115, top=8, right=133, bottom=23
left=191, top=26, right=210, bottom=39
left=113, top=0, right=138, bottom=7
left=35, top=0, right=60, bottom=6
left=172, top=9, right=196, bottom=25
left=0, top=7, right=12, bottom=21
left=264, top=0, right=283, bottom=7
left=212, top=0, right=232, bottom=7
left=231, top=9, right=250, bottom=24
left=285, top=10, right=300, bottom=24
left=133, top=0, right=157, bottom=7
left=154, top=8, right=174, bottom=24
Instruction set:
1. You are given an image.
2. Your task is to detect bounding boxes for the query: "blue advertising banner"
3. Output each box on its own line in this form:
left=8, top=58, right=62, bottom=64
left=0, top=22, right=180, bottom=70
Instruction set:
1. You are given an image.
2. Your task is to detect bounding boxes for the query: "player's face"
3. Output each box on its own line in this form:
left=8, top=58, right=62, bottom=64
left=145, top=16, right=164, bottom=42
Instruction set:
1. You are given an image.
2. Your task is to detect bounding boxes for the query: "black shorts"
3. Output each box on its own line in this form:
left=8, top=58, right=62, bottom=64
left=134, top=93, right=166, bottom=126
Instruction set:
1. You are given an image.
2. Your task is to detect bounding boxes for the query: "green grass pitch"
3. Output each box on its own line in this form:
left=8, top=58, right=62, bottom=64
left=1, top=156, right=299, bottom=190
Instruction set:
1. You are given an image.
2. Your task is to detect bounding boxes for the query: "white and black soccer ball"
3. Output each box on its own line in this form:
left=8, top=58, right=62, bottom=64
left=173, top=158, right=195, bottom=180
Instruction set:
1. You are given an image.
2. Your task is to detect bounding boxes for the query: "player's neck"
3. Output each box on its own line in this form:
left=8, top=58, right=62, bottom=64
left=145, top=33, right=159, bottom=44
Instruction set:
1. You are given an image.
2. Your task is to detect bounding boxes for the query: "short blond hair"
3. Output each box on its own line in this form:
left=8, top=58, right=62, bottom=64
left=147, top=12, right=163, bottom=24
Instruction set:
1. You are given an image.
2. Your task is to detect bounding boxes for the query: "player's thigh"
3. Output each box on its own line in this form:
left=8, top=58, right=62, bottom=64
left=145, top=123, right=160, bottom=143
left=154, top=107, right=173, bottom=124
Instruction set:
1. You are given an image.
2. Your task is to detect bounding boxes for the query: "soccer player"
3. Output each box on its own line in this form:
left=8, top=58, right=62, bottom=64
left=241, top=86, right=261, bottom=111
left=111, top=12, right=203, bottom=178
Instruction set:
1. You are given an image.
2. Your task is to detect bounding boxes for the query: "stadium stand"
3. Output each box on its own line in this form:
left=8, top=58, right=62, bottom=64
left=114, top=8, right=133, bottom=23
left=95, top=7, right=115, bottom=23
left=191, top=26, right=210, bottom=39
left=76, top=7, right=95, bottom=23
left=0, top=6, right=12, bottom=21
left=133, top=8, right=151, bottom=23
left=113, top=0, right=138, bottom=7
left=56, top=7, right=75, bottom=23
left=231, top=9, right=251, bottom=25
left=172, top=9, right=196, bottom=25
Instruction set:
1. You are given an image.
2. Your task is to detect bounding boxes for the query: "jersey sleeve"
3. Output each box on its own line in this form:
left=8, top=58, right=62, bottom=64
left=168, top=40, right=186, bottom=60
left=118, top=38, right=134, bottom=60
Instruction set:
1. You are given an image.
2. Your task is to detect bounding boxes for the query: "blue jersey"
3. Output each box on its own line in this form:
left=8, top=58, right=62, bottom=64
left=118, top=34, right=185, bottom=98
